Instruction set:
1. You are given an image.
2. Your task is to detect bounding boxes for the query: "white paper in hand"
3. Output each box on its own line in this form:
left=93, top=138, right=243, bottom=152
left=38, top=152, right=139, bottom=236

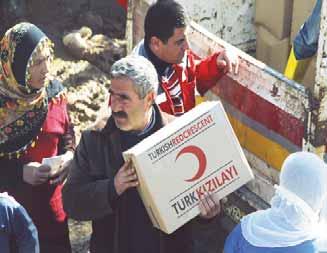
left=42, top=156, right=63, bottom=176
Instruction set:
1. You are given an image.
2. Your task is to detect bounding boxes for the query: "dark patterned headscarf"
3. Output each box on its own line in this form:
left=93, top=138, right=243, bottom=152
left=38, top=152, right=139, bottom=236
left=0, top=22, right=54, bottom=158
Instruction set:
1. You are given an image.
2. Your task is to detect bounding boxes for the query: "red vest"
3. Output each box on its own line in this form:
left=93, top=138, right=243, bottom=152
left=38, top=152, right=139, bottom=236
left=158, top=50, right=225, bottom=115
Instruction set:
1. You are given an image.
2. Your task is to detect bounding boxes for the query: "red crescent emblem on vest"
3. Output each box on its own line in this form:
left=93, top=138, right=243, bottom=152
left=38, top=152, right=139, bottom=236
left=175, top=145, right=207, bottom=182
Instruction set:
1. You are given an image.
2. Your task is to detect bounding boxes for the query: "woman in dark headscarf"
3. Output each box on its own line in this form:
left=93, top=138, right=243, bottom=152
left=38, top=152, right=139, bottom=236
left=0, top=22, right=75, bottom=252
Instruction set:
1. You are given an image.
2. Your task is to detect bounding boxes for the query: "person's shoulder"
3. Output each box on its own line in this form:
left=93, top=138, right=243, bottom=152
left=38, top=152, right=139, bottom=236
left=224, top=223, right=243, bottom=253
left=79, top=125, right=111, bottom=149
left=46, top=79, right=65, bottom=99
left=132, top=39, right=147, bottom=58
left=293, top=240, right=320, bottom=253
left=75, top=130, right=101, bottom=157
left=0, top=193, right=19, bottom=211
left=268, top=240, right=319, bottom=253
left=228, top=223, right=243, bottom=241
left=80, top=130, right=101, bottom=144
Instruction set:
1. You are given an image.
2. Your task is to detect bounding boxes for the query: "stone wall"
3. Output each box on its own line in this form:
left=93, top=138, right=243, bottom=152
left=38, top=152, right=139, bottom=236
left=178, top=0, right=256, bottom=52
left=132, top=0, right=256, bottom=53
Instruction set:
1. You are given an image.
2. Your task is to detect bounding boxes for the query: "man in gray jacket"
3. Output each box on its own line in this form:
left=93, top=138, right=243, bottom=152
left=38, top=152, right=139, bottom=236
left=62, top=55, right=220, bottom=253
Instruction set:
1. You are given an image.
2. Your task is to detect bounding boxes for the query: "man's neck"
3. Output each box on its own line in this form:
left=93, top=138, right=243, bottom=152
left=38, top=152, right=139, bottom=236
left=137, top=106, right=155, bottom=136
left=119, top=106, right=159, bottom=152
left=144, top=41, right=170, bottom=77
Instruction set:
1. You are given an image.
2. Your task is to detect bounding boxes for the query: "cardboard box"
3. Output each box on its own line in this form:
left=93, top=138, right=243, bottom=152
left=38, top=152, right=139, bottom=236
left=123, top=101, right=254, bottom=234
left=290, top=0, right=316, bottom=41
left=256, top=25, right=291, bottom=73
left=255, top=0, right=293, bottom=40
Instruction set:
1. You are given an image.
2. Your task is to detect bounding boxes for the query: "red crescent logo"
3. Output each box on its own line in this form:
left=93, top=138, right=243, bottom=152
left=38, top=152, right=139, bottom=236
left=175, top=145, right=207, bottom=182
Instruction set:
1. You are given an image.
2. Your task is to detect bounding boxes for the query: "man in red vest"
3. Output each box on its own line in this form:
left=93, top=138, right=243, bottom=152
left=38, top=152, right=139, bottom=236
left=133, top=0, right=239, bottom=116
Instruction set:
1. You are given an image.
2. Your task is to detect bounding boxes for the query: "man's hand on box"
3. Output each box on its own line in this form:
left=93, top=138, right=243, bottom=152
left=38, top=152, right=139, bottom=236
left=23, top=162, right=51, bottom=186
left=49, top=151, right=74, bottom=185
left=198, top=192, right=221, bottom=219
left=114, top=160, right=139, bottom=196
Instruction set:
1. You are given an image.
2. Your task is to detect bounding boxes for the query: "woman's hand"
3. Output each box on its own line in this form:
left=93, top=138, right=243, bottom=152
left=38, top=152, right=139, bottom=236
left=23, top=162, right=51, bottom=185
left=49, top=151, right=74, bottom=185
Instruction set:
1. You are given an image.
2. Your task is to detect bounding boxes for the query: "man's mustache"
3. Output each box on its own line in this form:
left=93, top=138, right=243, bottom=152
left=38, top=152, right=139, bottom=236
left=112, top=111, right=128, bottom=119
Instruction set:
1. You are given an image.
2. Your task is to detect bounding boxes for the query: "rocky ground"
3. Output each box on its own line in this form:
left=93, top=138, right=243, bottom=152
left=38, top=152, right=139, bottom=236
left=68, top=219, right=92, bottom=253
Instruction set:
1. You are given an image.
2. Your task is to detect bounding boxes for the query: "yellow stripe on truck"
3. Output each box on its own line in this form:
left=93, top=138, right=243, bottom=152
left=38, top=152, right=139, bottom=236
left=227, top=113, right=289, bottom=170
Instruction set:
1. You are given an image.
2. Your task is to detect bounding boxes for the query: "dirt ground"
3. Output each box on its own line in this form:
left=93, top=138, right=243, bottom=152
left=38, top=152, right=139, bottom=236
left=1, top=1, right=127, bottom=252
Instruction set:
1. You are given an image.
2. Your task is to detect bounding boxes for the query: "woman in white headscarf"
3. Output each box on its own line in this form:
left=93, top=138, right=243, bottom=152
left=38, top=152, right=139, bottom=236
left=224, top=151, right=327, bottom=253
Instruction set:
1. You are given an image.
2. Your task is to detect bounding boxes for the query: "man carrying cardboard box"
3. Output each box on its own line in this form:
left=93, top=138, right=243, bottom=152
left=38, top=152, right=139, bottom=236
left=62, top=55, right=221, bottom=253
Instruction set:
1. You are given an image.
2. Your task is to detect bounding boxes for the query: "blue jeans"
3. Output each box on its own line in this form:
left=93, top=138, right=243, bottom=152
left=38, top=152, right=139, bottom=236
left=0, top=194, right=39, bottom=253
left=293, top=0, right=322, bottom=60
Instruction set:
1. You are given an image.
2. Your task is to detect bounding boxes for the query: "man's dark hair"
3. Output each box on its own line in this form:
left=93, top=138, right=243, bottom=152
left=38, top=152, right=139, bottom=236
left=144, top=0, right=187, bottom=44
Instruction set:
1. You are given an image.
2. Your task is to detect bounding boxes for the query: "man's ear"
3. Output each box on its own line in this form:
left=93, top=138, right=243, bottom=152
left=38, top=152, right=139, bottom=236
left=145, top=91, right=155, bottom=108
left=149, top=36, right=162, bottom=53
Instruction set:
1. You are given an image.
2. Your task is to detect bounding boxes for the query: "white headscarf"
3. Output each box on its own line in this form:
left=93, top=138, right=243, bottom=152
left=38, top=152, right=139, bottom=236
left=241, top=151, right=327, bottom=249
